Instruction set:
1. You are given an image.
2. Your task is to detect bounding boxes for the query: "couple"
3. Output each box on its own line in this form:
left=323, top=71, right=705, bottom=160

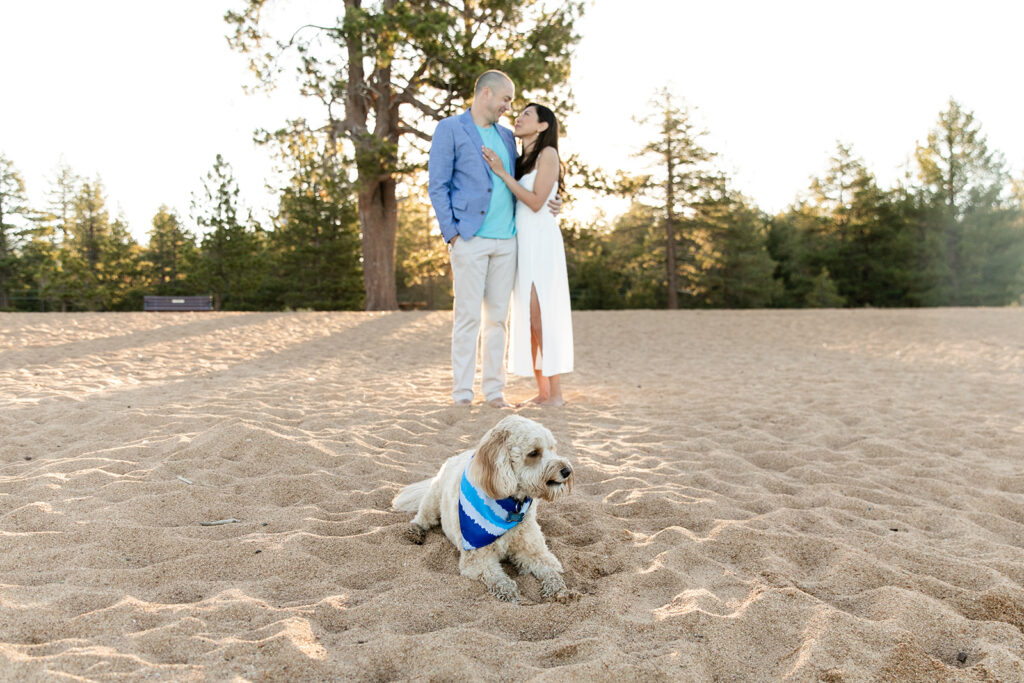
left=428, top=69, right=573, bottom=409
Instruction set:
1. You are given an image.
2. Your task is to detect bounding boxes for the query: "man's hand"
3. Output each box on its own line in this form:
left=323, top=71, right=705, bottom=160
left=547, top=195, right=563, bottom=216
left=448, top=234, right=459, bottom=247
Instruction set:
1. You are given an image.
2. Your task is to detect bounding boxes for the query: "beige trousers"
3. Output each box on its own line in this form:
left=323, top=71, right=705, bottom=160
left=449, top=235, right=517, bottom=402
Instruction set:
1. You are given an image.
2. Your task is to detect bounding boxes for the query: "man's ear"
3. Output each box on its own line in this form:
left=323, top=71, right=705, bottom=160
left=470, top=426, right=517, bottom=499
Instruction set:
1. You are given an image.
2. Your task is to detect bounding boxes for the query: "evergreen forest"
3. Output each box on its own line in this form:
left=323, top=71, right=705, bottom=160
left=1, top=2, right=1021, bottom=312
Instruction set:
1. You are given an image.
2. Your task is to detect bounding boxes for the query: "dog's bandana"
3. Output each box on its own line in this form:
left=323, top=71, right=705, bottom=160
left=459, top=459, right=532, bottom=550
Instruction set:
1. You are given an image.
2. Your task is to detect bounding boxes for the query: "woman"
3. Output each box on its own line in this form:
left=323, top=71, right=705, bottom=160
left=482, top=104, right=573, bottom=406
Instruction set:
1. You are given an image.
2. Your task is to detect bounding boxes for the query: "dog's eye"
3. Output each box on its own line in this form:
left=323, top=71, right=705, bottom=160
left=527, top=449, right=540, bottom=458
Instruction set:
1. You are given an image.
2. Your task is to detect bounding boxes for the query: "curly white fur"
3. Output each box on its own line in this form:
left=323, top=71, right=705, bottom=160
left=392, top=415, right=576, bottom=603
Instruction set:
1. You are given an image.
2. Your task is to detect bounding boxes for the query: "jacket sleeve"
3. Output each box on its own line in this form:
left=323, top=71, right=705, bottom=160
left=428, top=120, right=458, bottom=243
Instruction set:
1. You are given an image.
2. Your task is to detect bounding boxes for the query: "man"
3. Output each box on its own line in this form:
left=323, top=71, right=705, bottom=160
left=428, top=70, right=559, bottom=407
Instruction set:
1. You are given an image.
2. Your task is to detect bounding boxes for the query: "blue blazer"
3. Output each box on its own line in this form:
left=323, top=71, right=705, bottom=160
left=428, top=109, right=518, bottom=243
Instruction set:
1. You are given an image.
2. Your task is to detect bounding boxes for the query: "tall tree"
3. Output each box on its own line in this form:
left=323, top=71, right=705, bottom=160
left=226, top=0, right=584, bottom=309
left=266, top=122, right=364, bottom=310
left=765, top=208, right=824, bottom=307
left=44, top=163, right=81, bottom=245
left=808, top=142, right=864, bottom=236
left=804, top=143, right=919, bottom=307
left=634, top=89, right=716, bottom=309
left=1012, top=181, right=1024, bottom=303
left=837, top=174, right=918, bottom=307
left=144, top=206, right=197, bottom=294
left=915, top=98, right=1010, bottom=303
left=27, top=164, right=82, bottom=310
left=16, top=231, right=61, bottom=312
left=99, top=215, right=143, bottom=310
left=0, top=154, right=30, bottom=309
left=64, top=179, right=113, bottom=310
left=191, top=155, right=266, bottom=310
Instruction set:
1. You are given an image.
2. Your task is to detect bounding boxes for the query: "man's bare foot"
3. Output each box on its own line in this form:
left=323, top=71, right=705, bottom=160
left=487, top=397, right=512, bottom=409
left=453, top=398, right=472, bottom=406
left=540, top=397, right=566, bottom=407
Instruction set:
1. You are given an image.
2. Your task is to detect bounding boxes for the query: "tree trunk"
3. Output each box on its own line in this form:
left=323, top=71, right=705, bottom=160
left=358, top=178, right=398, bottom=310
left=945, top=129, right=961, bottom=303
left=341, top=0, right=398, bottom=311
left=665, top=145, right=678, bottom=310
left=0, top=205, right=8, bottom=308
left=665, top=214, right=677, bottom=309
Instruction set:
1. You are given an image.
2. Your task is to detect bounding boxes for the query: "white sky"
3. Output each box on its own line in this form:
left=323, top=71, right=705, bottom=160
left=2, top=0, right=1022, bottom=243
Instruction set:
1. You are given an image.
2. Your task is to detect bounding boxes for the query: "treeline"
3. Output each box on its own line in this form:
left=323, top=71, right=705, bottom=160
left=1, top=99, right=1022, bottom=312
left=0, top=128, right=365, bottom=312
left=564, top=96, right=1024, bottom=310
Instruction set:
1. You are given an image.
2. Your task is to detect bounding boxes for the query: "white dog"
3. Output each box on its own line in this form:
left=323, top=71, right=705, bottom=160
left=392, top=414, right=575, bottom=603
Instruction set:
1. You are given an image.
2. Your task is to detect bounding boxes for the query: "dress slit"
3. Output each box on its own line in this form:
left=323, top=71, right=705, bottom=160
left=530, top=281, right=545, bottom=372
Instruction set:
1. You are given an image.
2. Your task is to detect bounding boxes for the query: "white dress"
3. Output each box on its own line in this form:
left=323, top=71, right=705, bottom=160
left=508, top=170, right=574, bottom=377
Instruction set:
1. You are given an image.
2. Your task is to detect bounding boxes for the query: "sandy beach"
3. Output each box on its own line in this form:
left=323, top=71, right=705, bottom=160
left=2, top=308, right=1023, bottom=681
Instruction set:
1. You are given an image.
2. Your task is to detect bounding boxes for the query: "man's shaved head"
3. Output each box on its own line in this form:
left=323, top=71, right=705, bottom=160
left=474, top=70, right=514, bottom=96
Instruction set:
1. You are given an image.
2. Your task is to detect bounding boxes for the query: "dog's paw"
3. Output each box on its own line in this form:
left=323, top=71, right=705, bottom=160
left=488, top=579, right=521, bottom=604
left=540, top=576, right=579, bottom=603
left=550, top=588, right=581, bottom=603
left=404, top=524, right=426, bottom=545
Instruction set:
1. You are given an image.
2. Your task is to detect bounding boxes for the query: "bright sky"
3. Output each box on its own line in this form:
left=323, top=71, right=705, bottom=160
left=2, top=0, right=1022, bottom=243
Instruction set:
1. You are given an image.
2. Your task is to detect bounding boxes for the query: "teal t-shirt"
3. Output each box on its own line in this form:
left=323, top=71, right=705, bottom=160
left=474, top=124, right=516, bottom=239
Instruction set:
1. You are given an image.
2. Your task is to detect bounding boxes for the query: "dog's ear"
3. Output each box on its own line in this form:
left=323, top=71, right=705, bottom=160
left=471, top=425, right=518, bottom=499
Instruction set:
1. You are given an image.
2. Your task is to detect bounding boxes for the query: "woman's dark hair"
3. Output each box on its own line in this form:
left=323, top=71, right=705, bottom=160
left=515, top=103, right=565, bottom=195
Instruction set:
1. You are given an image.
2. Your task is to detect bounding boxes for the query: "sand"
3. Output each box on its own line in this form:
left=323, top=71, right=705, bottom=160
left=1, top=308, right=1023, bottom=681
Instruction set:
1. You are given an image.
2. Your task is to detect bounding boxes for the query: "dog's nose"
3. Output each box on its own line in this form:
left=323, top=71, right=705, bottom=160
left=560, top=466, right=572, bottom=479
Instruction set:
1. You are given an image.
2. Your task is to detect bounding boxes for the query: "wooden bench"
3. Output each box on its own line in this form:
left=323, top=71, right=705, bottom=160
left=143, top=295, right=213, bottom=312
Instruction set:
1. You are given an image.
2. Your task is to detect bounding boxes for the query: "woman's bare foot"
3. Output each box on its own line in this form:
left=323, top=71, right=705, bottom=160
left=516, top=395, right=565, bottom=407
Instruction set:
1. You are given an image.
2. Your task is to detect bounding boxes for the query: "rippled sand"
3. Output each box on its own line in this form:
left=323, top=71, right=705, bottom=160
left=2, top=309, right=1023, bottom=680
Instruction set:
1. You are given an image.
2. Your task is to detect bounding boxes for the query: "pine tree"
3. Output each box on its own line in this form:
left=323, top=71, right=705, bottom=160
left=99, top=216, right=143, bottom=310
left=64, top=179, right=113, bottom=310
left=45, top=164, right=80, bottom=245
left=766, top=207, right=839, bottom=308
left=805, top=143, right=918, bottom=306
left=268, top=126, right=364, bottom=310
left=30, top=164, right=82, bottom=310
left=226, top=0, right=584, bottom=309
left=915, top=98, right=1015, bottom=304
left=191, top=155, right=266, bottom=310
left=0, top=154, right=30, bottom=309
left=634, top=89, right=717, bottom=309
left=144, top=206, right=197, bottom=294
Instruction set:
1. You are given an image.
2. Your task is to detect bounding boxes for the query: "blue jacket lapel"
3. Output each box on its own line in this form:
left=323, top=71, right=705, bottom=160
left=459, top=110, right=519, bottom=174
left=458, top=111, right=490, bottom=176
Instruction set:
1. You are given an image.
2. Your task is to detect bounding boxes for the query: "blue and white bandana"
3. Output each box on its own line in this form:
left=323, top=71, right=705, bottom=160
left=459, top=459, right=532, bottom=550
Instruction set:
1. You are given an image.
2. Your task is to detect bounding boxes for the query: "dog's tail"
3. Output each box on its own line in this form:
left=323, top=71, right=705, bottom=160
left=391, top=478, right=431, bottom=512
